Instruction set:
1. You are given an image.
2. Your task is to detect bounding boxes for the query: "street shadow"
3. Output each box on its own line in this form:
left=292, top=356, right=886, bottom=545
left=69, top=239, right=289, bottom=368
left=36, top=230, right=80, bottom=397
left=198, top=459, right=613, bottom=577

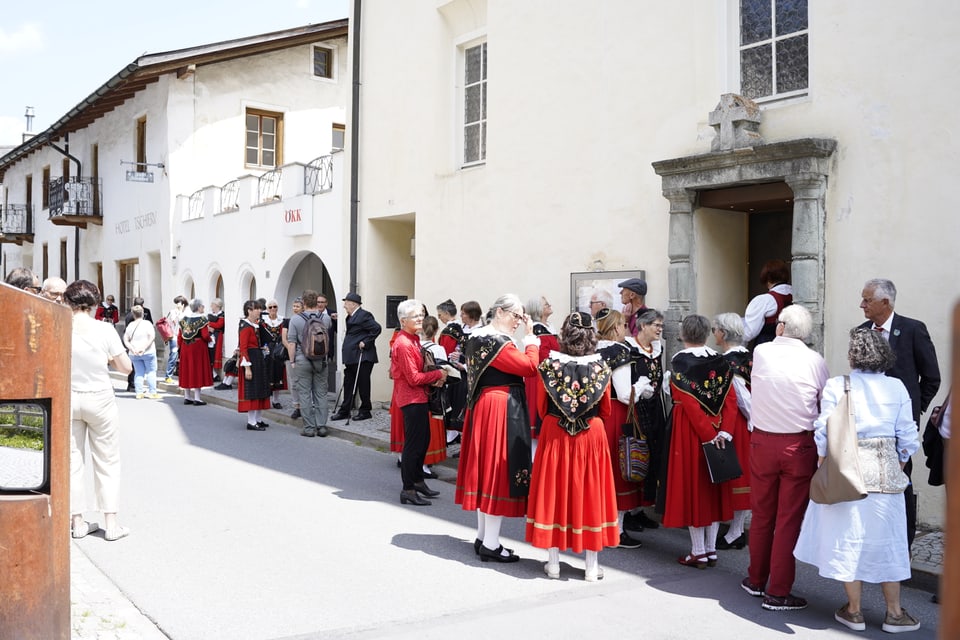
left=390, top=533, right=581, bottom=582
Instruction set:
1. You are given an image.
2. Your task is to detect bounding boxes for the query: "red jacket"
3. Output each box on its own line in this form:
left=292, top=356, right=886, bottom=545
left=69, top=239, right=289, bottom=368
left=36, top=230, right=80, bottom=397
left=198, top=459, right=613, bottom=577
left=390, top=330, right=444, bottom=408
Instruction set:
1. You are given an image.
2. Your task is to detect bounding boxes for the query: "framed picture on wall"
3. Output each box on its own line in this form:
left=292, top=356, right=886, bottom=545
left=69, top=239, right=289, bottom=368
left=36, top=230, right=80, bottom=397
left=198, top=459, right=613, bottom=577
left=570, top=270, right=645, bottom=314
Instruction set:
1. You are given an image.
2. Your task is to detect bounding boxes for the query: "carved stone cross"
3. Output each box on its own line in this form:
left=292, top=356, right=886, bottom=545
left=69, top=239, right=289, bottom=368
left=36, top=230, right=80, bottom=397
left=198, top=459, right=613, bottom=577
left=708, top=93, right=764, bottom=151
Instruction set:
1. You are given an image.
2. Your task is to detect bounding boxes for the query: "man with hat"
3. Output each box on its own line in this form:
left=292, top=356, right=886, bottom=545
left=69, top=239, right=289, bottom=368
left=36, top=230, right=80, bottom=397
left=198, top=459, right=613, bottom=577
left=618, top=277, right=648, bottom=337
left=331, top=291, right=382, bottom=421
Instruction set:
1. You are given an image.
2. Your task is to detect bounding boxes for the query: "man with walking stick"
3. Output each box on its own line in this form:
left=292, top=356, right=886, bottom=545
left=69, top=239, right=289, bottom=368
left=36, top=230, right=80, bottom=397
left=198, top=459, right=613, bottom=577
left=332, top=292, right=382, bottom=421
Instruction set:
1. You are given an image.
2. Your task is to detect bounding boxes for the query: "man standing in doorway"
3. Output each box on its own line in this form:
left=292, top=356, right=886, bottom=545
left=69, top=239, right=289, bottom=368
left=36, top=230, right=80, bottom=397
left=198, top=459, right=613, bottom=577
left=332, top=292, right=381, bottom=421
left=858, top=278, right=940, bottom=547
left=288, top=290, right=335, bottom=437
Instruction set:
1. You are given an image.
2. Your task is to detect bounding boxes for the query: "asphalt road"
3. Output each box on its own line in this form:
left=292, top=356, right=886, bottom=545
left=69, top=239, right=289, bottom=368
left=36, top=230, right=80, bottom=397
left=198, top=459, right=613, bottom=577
left=71, top=390, right=941, bottom=639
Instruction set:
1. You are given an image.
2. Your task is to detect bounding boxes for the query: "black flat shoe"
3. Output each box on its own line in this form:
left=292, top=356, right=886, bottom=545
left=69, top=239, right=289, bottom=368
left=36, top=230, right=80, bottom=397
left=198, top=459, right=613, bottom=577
left=183, top=399, right=195, bottom=405
left=272, top=402, right=282, bottom=409
left=400, top=489, right=431, bottom=506
left=353, top=412, right=372, bottom=421
left=422, top=469, right=439, bottom=479
left=474, top=539, right=514, bottom=556
left=717, top=533, right=747, bottom=550
left=413, top=482, right=439, bottom=498
left=479, top=544, right=519, bottom=563
left=257, top=421, right=270, bottom=428
left=330, top=412, right=350, bottom=421
left=635, top=511, right=660, bottom=529
left=193, top=400, right=207, bottom=406
left=246, top=423, right=266, bottom=431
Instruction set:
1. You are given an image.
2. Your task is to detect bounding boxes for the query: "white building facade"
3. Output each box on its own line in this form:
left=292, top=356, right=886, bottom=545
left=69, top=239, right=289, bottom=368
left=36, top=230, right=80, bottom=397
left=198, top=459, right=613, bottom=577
left=0, top=21, right=349, bottom=365
left=351, top=0, right=958, bottom=526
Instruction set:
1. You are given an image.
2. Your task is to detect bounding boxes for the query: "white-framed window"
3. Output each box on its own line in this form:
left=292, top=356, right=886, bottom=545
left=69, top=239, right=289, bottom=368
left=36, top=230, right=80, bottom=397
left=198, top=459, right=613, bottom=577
left=738, top=0, right=808, bottom=101
left=312, top=45, right=337, bottom=82
left=462, top=40, right=487, bottom=166
left=332, top=123, right=345, bottom=150
left=245, top=108, right=283, bottom=168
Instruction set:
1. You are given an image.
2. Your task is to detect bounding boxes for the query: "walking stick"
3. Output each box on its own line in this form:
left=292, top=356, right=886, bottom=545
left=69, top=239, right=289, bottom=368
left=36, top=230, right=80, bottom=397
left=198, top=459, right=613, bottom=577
left=344, top=348, right=364, bottom=426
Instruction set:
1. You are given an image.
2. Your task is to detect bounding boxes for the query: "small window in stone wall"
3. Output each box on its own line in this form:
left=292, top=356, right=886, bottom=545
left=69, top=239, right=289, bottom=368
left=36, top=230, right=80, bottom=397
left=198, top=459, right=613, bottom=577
left=740, top=0, right=808, bottom=100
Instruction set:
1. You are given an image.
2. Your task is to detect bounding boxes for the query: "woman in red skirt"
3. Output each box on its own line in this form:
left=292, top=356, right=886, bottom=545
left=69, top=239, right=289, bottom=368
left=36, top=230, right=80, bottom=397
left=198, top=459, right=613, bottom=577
left=595, top=309, right=645, bottom=547
left=526, top=311, right=619, bottom=582
left=455, top=294, right=540, bottom=563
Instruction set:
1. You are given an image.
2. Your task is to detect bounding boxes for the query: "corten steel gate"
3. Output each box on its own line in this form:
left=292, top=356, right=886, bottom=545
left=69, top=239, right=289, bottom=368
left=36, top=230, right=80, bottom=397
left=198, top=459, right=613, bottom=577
left=0, top=283, right=72, bottom=638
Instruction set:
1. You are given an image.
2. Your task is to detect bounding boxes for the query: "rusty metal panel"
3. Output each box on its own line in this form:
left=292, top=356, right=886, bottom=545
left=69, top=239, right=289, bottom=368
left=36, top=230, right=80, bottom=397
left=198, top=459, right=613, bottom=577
left=0, top=282, right=72, bottom=639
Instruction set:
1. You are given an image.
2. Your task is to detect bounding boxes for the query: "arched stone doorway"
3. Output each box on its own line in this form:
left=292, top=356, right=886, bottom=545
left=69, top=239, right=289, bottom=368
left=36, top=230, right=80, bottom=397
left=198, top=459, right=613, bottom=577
left=653, top=137, right=836, bottom=354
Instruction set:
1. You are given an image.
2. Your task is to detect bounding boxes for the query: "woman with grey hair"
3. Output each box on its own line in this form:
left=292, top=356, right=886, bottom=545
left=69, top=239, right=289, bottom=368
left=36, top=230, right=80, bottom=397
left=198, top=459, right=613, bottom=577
left=524, top=295, right=559, bottom=456
left=662, top=314, right=737, bottom=568
left=178, top=298, right=213, bottom=405
left=712, top=312, right=752, bottom=550
left=455, top=294, right=540, bottom=563
left=794, top=328, right=921, bottom=633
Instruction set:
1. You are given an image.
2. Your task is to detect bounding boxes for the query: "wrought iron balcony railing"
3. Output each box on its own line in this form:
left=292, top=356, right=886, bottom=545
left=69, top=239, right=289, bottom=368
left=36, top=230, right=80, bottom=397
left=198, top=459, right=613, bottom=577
left=48, top=177, right=103, bottom=222
left=0, top=204, right=34, bottom=237
left=304, top=155, right=334, bottom=194
left=257, top=168, right=282, bottom=203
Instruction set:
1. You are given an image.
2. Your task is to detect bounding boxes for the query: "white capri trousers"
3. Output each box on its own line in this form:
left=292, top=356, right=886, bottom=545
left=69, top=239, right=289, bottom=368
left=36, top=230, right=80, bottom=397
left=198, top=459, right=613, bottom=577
left=70, top=388, right=122, bottom=514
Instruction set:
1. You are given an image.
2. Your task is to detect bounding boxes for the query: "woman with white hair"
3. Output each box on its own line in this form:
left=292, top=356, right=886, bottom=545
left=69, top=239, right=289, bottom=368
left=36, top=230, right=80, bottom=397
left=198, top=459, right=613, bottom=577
left=712, top=312, right=752, bottom=550
left=524, top=295, right=559, bottom=457
left=455, top=294, right=540, bottom=563
left=260, top=298, right=287, bottom=409
left=794, top=328, right=921, bottom=633
left=391, top=299, right=447, bottom=505
left=178, top=298, right=213, bottom=405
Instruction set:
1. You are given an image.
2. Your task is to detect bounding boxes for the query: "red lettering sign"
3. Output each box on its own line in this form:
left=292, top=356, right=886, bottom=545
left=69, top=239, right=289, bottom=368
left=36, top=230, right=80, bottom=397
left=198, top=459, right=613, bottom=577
left=284, top=209, right=302, bottom=223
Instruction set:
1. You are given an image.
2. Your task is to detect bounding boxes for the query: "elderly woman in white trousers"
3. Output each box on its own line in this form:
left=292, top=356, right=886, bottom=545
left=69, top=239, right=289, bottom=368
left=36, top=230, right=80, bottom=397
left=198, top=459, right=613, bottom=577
left=66, top=280, right=133, bottom=542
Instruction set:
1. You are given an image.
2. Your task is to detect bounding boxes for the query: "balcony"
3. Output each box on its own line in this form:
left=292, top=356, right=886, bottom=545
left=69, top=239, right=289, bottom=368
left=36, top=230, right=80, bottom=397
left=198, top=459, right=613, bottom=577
left=0, top=204, right=34, bottom=245
left=48, top=177, right=103, bottom=228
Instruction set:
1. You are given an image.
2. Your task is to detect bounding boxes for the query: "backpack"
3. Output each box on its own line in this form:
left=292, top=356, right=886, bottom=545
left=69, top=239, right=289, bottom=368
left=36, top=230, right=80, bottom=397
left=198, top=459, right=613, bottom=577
left=299, top=312, right=330, bottom=360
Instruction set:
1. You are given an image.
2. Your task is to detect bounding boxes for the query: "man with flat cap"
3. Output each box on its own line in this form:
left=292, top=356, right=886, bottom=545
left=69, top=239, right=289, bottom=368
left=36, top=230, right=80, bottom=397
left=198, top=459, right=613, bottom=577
left=332, top=292, right=382, bottom=421
left=618, top=277, right=648, bottom=337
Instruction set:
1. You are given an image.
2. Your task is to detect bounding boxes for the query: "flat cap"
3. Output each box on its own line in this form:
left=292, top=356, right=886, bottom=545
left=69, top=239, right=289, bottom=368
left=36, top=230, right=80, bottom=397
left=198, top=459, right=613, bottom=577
left=617, top=278, right=647, bottom=296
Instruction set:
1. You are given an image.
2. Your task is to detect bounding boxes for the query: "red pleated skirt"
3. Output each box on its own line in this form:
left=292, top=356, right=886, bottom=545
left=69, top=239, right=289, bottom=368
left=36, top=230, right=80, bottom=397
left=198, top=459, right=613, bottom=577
left=389, top=390, right=404, bottom=454
left=455, top=387, right=528, bottom=517
left=424, top=415, right=447, bottom=465
left=525, top=414, right=620, bottom=552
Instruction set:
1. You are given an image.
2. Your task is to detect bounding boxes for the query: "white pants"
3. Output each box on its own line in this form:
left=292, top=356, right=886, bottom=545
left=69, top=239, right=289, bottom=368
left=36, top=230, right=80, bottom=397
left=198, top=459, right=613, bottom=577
left=70, top=389, right=122, bottom=514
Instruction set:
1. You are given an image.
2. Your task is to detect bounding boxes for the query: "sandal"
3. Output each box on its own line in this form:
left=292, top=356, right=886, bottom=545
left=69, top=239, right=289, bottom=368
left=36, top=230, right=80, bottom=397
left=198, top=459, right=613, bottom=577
left=678, top=553, right=708, bottom=569
left=71, top=521, right=100, bottom=539
left=104, top=525, right=131, bottom=541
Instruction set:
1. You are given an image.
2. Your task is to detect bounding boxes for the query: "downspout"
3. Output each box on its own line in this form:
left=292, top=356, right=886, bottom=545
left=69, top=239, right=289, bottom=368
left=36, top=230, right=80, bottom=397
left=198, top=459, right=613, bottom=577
left=47, top=135, right=83, bottom=280
left=349, top=0, right=361, bottom=294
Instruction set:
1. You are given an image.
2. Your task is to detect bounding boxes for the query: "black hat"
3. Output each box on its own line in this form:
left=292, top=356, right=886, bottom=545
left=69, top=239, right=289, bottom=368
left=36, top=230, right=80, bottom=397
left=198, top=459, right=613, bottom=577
left=568, top=311, right=594, bottom=329
left=617, top=278, right=647, bottom=296
left=343, top=292, right=363, bottom=304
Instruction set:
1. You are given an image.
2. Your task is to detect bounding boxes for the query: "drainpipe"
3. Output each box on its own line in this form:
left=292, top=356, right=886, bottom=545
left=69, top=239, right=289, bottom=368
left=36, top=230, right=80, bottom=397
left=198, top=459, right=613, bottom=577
left=349, top=0, right=361, bottom=294
left=47, top=135, right=83, bottom=279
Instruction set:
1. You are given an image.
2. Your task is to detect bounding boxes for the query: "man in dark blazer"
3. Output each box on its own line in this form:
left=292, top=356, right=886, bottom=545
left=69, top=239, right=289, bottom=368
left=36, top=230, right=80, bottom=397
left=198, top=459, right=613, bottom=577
left=859, top=278, right=940, bottom=547
left=332, top=292, right=382, bottom=421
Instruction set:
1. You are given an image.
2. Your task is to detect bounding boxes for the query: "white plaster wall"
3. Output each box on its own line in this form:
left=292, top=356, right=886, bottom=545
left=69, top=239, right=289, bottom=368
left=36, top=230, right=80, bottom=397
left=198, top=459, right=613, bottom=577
left=357, top=0, right=956, bottom=524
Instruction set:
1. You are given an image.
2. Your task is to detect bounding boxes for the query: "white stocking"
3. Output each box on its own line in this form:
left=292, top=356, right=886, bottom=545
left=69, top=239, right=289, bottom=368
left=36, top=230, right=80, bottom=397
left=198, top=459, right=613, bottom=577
left=548, top=547, right=560, bottom=567
left=482, top=513, right=503, bottom=552
left=618, top=510, right=626, bottom=532
left=475, top=509, right=485, bottom=542
left=727, top=510, right=748, bottom=542
left=688, top=526, right=706, bottom=556
left=585, top=550, right=599, bottom=574
left=705, top=521, right=720, bottom=554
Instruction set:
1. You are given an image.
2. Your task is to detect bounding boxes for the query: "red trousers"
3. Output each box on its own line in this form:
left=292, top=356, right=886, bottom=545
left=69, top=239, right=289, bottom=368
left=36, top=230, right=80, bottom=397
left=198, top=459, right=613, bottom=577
left=746, top=429, right=817, bottom=598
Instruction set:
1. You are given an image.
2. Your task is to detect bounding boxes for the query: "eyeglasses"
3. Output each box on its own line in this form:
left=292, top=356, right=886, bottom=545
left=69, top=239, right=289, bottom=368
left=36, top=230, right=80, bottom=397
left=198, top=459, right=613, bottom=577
left=589, top=300, right=604, bottom=306
left=267, top=305, right=278, bottom=309
left=650, top=323, right=665, bottom=329
left=406, top=314, right=425, bottom=321
left=26, top=285, right=42, bottom=294
left=509, top=311, right=525, bottom=322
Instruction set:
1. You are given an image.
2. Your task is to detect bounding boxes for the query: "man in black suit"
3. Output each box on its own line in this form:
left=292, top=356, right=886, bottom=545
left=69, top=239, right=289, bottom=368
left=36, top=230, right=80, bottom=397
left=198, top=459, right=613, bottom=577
left=332, top=292, right=382, bottom=421
left=859, top=278, right=940, bottom=547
